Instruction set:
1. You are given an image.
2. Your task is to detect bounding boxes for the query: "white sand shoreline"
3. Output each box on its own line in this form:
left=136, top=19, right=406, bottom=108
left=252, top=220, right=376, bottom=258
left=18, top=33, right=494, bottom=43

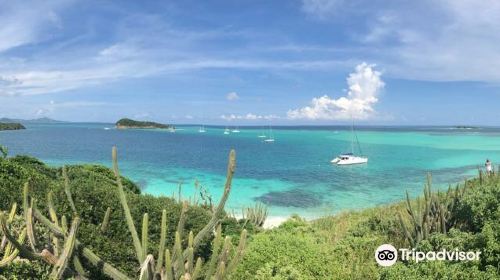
left=232, top=214, right=312, bottom=229
left=263, top=216, right=289, bottom=229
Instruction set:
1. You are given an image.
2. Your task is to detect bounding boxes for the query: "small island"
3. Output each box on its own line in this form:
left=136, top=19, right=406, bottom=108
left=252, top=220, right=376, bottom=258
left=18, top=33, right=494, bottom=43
left=115, top=118, right=173, bottom=129
left=454, top=126, right=479, bottom=129
left=0, top=122, right=26, bottom=131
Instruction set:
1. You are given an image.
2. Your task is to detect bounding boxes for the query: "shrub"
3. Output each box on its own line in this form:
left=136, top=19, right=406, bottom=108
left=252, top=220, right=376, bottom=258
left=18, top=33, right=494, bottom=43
left=451, top=178, right=500, bottom=233
left=232, top=218, right=338, bottom=280
left=0, top=153, right=246, bottom=279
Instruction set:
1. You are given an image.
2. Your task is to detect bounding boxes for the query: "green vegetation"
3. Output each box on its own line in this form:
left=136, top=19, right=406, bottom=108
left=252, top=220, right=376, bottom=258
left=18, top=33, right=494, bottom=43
left=115, top=118, right=172, bottom=129
left=0, top=148, right=248, bottom=279
left=0, top=123, right=25, bottom=131
left=0, top=147, right=499, bottom=279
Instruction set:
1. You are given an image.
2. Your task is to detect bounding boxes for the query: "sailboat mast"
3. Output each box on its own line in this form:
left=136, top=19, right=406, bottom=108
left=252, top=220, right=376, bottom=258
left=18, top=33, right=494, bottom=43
left=351, top=117, right=354, bottom=154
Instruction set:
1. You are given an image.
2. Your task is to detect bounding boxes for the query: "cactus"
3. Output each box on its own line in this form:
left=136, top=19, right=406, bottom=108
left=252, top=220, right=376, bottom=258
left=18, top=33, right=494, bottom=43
left=0, top=203, right=17, bottom=255
left=0, top=148, right=246, bottom=280
left=192, top=149, right=236, bottom=250
left=156, top=209, right=167, bottom=273
left=110, top=147, right=245, bottom=280
left=142, top=213, right=149, bottom=262
left=139, top=254, right=155, bottom=280
left=47, top=192, right=61, bottom=256
left=205, top=225, right=223, bottom=279
left=177, top=201, right=188, bottom=240
left=62, top=166, right=78, bottom=216
left=242, top=202, right=268, bottom=228
left=398, top=173, right=469, bottom=247
left=0, top=170, right=132, bottom=279
left=51, top=217, right=79, bottom=279
left=101, top=207, right=112, bottom=233
left=0, top=228, right=26, bottom=267
left=113, top=146, right=144, bottom=264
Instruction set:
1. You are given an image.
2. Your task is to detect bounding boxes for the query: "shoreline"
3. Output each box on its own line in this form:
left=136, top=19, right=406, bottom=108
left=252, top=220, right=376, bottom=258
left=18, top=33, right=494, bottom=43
left=263, top=216, right=289, bottom=229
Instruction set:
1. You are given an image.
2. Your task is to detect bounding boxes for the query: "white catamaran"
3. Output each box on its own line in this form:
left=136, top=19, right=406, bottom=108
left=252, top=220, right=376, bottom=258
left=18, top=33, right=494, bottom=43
left=331, top=120, right=367, bottom=165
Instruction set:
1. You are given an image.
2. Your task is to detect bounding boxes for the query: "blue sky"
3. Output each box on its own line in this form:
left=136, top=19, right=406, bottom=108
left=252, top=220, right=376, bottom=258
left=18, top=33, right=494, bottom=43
left=0, top=0, right=499, bottom=125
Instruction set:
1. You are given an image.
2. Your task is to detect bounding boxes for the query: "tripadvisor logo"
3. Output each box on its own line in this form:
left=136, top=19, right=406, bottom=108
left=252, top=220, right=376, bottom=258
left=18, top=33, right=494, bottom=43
left=375, top=244, right=481, bottom=267
left=375, top=244, right=398, bottom=267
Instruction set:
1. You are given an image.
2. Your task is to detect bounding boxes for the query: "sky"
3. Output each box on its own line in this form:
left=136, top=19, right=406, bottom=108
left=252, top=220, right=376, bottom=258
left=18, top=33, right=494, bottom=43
left=0, top=0, right=500, bottom=125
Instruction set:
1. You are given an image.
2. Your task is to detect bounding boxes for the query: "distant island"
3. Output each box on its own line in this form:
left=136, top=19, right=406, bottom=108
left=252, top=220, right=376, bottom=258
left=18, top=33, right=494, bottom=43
left=0, top=122, right=26, bottom=131
left=454, top=125, right=479, bottom=129
left=0, top=117, right=66, bottom=124
left=115, top=118, right=173, bottom=129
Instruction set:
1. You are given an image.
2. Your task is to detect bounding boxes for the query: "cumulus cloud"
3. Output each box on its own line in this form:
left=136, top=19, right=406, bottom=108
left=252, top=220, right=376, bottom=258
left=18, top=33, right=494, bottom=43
left=220, top=113, right=279, bottom=121
left=287, top=62, right=384, bottom=120
left=226, top=91, right=239, bottom=101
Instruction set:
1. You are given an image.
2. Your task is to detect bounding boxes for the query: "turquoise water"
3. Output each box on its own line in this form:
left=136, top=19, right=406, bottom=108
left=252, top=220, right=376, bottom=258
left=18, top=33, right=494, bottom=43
left=1, top=123, right=499, bottom=218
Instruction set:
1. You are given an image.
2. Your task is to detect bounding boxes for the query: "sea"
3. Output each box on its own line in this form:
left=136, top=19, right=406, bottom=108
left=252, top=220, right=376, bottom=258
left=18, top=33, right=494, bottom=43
left=1, top=123, right=499, bottom=219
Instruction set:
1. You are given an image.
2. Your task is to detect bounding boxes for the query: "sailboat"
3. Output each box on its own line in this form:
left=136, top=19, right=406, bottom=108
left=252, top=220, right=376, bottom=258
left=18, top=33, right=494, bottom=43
left=198, top=125, right=206, bottom=133
left=331, top=120, right=367, bottom=165
left=263, top=126, right=275, bottom=143
left=223, top=127, right=230, bottom=135
left=231, top=126, right=240, bottom=133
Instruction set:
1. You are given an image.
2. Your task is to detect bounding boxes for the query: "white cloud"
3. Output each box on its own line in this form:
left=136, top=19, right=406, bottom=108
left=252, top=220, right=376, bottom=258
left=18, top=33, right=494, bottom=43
left=220, top=113, right=279, bottom=121
left=300, top=0, right=500, bottom=82
left=0, top=1, right=68, bottom=53
left=287, top=62, right=384, bottom=120
left=226, top=92, right=239, bottom=101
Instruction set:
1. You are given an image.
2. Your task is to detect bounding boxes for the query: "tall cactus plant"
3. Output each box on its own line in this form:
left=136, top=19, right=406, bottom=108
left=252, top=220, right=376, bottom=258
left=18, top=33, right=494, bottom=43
left=0, top=147, right=246, bottom=280
left=112, top=146, right=246, bottom=279
left=242, top=202, right=268, bottom=228
left=398, top=173, right=469, bottom=247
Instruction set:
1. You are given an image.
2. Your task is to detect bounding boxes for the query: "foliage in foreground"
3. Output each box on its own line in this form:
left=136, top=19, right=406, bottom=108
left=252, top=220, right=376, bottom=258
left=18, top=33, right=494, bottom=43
left=0, top=149, right=248, bottom=279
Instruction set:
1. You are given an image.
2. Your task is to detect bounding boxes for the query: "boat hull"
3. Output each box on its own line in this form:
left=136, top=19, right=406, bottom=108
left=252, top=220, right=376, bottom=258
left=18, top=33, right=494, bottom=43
left=331, top=156, right=368, bottom=165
